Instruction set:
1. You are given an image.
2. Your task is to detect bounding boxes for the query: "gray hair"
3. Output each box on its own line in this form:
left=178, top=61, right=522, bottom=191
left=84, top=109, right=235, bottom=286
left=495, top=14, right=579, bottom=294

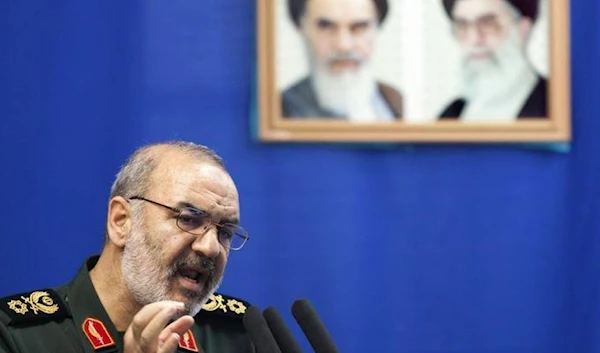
left=104, top=141, right=226, bottom=241
left=109, top=141, right=225, bottom=200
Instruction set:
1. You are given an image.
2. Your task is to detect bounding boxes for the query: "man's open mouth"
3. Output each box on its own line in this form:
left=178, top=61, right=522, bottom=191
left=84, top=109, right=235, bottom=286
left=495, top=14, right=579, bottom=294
left=178, top=268, right=203, bottom=283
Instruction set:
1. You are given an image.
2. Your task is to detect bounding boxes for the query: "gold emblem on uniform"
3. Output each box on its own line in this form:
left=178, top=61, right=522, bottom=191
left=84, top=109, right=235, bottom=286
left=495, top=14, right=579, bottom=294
left=202, top=293, right=248, bottom=315
left=202, top=294, right=227, bottom=312
left=226, top=299, right=247, bottom=314
left=7, top=300, right=28, bottom=315
left=6, top=291, right=59, bottom=316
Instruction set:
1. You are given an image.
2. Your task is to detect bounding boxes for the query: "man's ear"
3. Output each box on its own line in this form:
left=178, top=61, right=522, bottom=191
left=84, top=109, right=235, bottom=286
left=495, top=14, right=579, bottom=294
left=518, top=17, right=533, bottom=43
left=106, top=196, right=132, bottom=248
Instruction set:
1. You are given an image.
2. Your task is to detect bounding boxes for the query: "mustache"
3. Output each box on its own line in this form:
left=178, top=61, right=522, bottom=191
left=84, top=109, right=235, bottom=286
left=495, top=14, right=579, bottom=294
left=464, top=50, right=501, bottom=68
left=327, top=52, right=363, bottom=65
left=169, top=254, right=216, bottom=278
left=465, top=49, right=495, bottom=59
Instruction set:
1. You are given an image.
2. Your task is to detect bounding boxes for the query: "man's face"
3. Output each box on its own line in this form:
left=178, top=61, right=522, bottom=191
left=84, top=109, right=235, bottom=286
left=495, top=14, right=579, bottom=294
left=121, top=152, right=239, bottom=316
left=300, top=0, right=380, bottom=75
left=451, top=0, right=530, bottom=69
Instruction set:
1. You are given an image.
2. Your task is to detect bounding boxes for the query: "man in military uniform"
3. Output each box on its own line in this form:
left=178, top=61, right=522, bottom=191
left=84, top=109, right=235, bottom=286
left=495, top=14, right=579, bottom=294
left=0, top=141, right=255, bottom=353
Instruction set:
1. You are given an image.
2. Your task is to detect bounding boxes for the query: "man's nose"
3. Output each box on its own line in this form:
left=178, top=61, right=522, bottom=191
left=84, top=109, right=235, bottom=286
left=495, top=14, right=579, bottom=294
left=191, top=225, right=222, bottom=258
left=463, top=25, right=487, bottom=47
left=334, top=28, right=354, bottom=51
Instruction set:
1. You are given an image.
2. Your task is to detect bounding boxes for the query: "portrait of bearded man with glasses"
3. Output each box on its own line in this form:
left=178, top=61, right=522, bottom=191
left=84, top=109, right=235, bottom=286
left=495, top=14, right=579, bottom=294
left=438, top=0, right=548, bottom=122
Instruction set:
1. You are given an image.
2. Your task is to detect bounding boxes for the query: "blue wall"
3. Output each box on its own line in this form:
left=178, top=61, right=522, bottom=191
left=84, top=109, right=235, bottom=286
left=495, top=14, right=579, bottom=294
left=1, top=1, right=599, bottom=352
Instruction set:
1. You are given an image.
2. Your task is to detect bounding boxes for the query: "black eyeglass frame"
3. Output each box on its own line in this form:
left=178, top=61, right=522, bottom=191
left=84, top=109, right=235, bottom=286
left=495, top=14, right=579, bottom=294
left=128, top=196, right=249, bottom=251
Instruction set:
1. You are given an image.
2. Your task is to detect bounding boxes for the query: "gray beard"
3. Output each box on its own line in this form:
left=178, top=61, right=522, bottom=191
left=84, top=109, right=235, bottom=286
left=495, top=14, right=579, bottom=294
left=461, top=27, right=535, bottom=106
left=458, top=27, right=538, bottom=121
left=305, top=46, right=380, bottom=120
left=311, top=65, right=378, bottom=118
left=121, top=217, right=222, bottom=317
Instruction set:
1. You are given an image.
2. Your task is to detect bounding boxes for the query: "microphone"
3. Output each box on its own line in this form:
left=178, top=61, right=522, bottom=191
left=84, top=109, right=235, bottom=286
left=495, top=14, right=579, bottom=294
left=291, top=299, right=340, bottom=353
left=263, top=306, right=304, bottom=353
left=242, top=305, right=282, bottom=353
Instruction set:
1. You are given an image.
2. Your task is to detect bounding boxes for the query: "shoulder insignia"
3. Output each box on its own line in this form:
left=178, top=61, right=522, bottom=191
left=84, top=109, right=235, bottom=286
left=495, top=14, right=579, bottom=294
left=200, top=292, right=250, bottom=319
left=0, top=289, right=69, bottom=325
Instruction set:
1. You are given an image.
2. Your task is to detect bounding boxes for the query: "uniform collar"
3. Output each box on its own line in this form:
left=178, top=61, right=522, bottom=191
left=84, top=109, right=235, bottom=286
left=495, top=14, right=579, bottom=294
left=66, top=255, right=122, bottom=353
left=65, top=256, right=203, bottom=353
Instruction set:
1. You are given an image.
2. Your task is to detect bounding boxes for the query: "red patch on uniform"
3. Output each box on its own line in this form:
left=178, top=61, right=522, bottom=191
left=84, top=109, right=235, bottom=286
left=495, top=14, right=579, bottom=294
left=82, top=317, right=116, bottom=350
left=178, top=329, right=199, bottom=352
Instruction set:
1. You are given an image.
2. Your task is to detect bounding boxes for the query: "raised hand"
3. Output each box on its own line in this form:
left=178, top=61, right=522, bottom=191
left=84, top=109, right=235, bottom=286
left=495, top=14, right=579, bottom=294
left=123, top=301, right=195, bottom=353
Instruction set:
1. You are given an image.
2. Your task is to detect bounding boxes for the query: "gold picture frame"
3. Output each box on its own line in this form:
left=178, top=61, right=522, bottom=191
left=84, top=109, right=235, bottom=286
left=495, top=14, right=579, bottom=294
left=255, top=0, right=571, bottom=143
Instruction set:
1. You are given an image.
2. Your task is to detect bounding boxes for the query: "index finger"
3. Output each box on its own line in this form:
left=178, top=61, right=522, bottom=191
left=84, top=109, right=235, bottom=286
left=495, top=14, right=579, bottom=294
left=130, top=301, right=185, bottom=341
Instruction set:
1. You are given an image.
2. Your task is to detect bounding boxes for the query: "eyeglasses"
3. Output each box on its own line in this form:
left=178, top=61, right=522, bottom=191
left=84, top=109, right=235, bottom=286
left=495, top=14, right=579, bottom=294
left=128, top=196, right=249, bottom=251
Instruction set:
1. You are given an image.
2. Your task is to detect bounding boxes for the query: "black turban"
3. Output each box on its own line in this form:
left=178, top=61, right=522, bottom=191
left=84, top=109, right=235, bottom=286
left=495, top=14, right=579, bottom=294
left=287, top=0, right=389, bottom=28
left=442, top=0, right=539, bottom=20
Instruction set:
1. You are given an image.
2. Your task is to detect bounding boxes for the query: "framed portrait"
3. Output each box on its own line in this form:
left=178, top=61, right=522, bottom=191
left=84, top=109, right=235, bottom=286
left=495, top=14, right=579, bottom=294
left=255, top=0, right=571, bottom=143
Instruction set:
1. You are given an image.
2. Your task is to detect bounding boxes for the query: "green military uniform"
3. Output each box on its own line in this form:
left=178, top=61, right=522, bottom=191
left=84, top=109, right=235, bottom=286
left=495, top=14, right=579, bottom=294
left=0, top=256, right=255, bottom=353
